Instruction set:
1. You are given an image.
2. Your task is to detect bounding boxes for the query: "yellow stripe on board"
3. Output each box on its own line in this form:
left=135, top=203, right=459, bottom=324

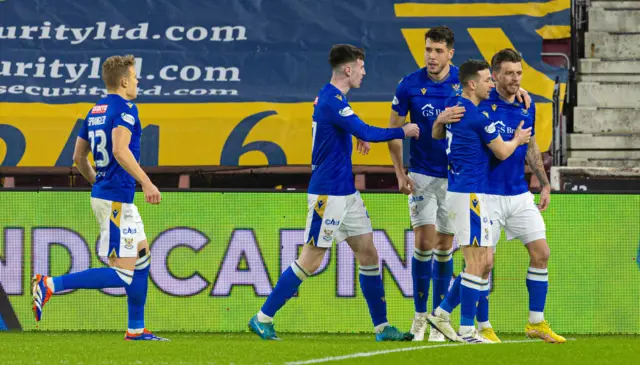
left=394, top=0, right=569, bottom=18
left=536, top=25, right=571, bottom=39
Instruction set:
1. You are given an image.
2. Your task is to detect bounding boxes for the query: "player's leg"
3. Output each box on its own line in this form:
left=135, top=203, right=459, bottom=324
left=505, top=192, right=564, bottom=343
left=406, top=173, right=437, bottom=340
left=343, top=192, right=412, bottom=341
left=32, top=199, right=136, bottom=323
left=430, top=181, right=454, bottom=342
left=427, top=192, right=493, bottom=343
left=116, top=203, right=165, bottom=341
left=250, top=194, right=333, bottom=340
left=346, top=233, right=412, bottom=341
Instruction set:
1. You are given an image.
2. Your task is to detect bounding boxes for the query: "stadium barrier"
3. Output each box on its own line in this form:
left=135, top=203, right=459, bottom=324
left=1, top=190, right=638, bottom=334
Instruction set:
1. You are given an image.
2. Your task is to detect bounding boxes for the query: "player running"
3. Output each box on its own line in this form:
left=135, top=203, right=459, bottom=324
left=431, top=49, right=565, bottom=343
left=31, top=55, right=167, bottom=341
left=387, top=26, right=530, bottom=341
left=427, top=59, right=531, bottom=343
left=249, top=44, right=419, bottom=341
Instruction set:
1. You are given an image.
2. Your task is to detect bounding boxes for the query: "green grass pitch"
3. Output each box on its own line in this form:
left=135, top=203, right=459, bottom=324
left=0, top=332, right=638, bottom=364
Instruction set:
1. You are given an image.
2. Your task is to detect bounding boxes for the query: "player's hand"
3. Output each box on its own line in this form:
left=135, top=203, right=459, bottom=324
left=436, top=106, right=465, bottom=124
left=514, top=121, right=532, bottom=145
left=397, top=174, right=415, bottom=195
left=516, top=87, right=531, bottom=109
left=403, top=123, right=420, bottom=139
left=143, top=183, right=162, bottom=205
left=538, top=185, right=550, bottom=212
left=356, top=139, right=370, bottom=155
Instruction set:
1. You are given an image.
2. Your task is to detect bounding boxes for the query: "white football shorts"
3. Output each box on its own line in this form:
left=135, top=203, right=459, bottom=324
left=303, top=191, right=373, bottom=248
left=485, top=192, right=546, bottom=245
left=91, top=197, right=147, bottom=258
left=407, top=172, right=453, bottom=234
left=445, top=191, right=494, bottom=247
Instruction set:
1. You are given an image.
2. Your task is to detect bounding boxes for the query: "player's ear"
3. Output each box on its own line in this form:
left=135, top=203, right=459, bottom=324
left=448, top=48, right=454, bottom=60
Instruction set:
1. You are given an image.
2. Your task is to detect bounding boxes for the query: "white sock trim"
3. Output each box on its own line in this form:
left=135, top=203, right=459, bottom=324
left=291, top=260, right=310, bottom=281
left=46, top=277, right=56, bottom=293
left=413, top=248, right=433, bottom=262
left=529, top=311, right=544, bottom=324
left=527, top=267, right=549, bottom=282
left=113, top=267, right=133, bottom=285
left=359, top=264, right=380, bottom=276
left=478, top=321, right=492, bottom=330
left=460, top=272, right=485, bottom=291
left=135, top=254, right=151, bottom=270
left=433, top=248, right=453, bottom=262
left=375, top=322, right=389, bottom=334
left=257, top=311, right=273, bottom=323
left=127, top=328, right=144, bottom=334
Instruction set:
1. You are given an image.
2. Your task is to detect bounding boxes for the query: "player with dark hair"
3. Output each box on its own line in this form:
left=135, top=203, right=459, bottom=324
left=248, top=44, right=419, bottom=342
left=427, top=59, right=531, bottom=343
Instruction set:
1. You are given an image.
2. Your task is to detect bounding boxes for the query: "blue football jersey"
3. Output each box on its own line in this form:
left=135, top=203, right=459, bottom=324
left=479, top=89, right=536, bottom=196
left=78, top=94, right=142, bottom=203
left=445, top=96, right=500, bottom=193
left=391, top=66, right=461, bottom=178
left=308, top=83, right=405, bottom=196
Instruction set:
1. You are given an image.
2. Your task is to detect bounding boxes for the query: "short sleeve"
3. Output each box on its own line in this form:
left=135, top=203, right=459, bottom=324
left=77, top=119, right=89, bottom=141
left=391, top=78, right=410, bottom=117
left=114, top=105, right=139, bottom=133
left=477, top=111, right=500, bottom=145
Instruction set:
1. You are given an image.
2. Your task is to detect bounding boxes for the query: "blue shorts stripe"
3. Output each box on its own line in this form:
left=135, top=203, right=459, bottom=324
left=469, top=208, right=482, bottom=246
left=306, top=210, right=323, bottom=246
left=108, top=219, right=121, bottom=257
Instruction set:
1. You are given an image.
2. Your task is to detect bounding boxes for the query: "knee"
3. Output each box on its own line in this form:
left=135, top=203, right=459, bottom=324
left=414, top=228, right=434, bottom=251
left=357, top=245, right=379, bottom=267
left=530, top=242, right=550, bottom=266
left=434, top=233, right=453, bottom=251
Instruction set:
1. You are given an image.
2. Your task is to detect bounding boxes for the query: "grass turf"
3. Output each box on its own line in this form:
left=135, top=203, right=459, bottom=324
left=0, top=332, right=638, bottom=365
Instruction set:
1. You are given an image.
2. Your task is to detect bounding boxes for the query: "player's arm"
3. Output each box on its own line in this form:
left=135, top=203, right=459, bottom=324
left=387, top=111, right=407, bottom=177
left=526, top=137, right=551, bottom=210
left=486, top=121, right=531, bottom=160
left=72, top=137, right=96, bottom=184
left=112, top=112, right=161, bottom=204
left=333, top=104, right=419, bottom=142
left=432, top=106, right=466, bottom=140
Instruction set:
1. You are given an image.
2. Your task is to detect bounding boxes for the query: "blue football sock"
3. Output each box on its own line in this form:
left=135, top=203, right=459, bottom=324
left=53, top=267, right=132, bottom=292
left=432, top=248, right=453, bottom=311
left=439, top=274, right=461, bottom=313
left=411, top=248, right=432, bottom=314
left=125, top=254, right=151, bottom=331
left=460, top=272, right=486, bottom=328
left=359, top=265, right=388, bottom=327
left=260, top=261, right=308, bottom=318
left=476, top=281, right=490, bottom=324
left=526, top=267, right=548, bottom=323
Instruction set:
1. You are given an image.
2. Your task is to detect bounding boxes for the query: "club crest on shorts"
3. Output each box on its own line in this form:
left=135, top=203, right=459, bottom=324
left=323, top=229, right=333, bottom=242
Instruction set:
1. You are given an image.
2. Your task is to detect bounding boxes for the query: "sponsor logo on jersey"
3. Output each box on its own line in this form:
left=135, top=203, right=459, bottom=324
left=335, top=94, right=343, bottom=101
left=339, top=106, right=354, bottom=117
left=121, top=113, right=135, bottom=125
left=491, top=104, right=497, bottom=111
left=484, top=122, right=496, bottom=134
left=420, top=88, right=427, bottom=95
left=91, top=105, right=108, bottom=114
left=324, top=218, right=340, bottom=226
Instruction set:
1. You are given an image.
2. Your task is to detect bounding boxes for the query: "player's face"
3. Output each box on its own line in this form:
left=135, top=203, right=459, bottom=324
left=493, top=61, right=522, bottom=96
left=346, top=59, right=366, bottom=89
left=474, top=69, right=495, bottom=100
left=424, top=39, right=453, bottom=75
left=123, top=66, right=139, bottom=100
